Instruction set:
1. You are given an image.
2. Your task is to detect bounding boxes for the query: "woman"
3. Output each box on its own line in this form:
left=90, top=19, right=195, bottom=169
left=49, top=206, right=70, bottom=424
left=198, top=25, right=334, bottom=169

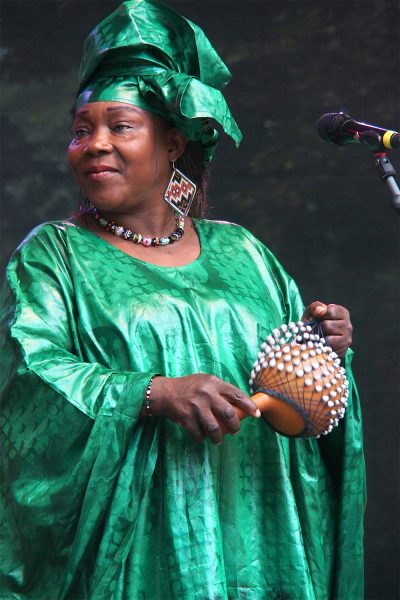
left=0, top=1, right=365, bottom=599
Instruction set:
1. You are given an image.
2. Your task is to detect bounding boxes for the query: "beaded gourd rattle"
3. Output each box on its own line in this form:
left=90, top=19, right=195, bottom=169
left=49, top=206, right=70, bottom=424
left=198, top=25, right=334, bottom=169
left=236, top=321, right=349, bottom=438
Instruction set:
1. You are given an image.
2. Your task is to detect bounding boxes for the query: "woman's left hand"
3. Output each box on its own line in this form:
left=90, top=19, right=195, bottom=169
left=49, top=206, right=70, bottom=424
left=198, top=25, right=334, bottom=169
left=301, top=301, right=353, bottom=358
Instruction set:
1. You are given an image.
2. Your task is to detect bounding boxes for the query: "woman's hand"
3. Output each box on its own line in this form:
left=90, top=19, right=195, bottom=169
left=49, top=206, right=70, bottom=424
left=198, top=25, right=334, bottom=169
left=302, top=301, right=353, bottom=358
left=148, top=374, right=261, bottom=444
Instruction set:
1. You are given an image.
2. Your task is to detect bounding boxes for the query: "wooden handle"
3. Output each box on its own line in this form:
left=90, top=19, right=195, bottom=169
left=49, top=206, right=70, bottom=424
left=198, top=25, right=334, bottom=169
left=221, top=391, right=306, bottom=437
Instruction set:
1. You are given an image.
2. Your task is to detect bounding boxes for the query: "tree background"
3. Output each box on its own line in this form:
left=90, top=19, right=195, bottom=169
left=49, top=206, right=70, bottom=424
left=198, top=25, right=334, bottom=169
left=1, top=1, right=399, bottom=598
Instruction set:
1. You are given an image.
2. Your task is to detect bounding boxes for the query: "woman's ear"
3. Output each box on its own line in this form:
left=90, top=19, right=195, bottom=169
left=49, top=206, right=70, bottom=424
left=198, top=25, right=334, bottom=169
left=168, top=128, right=187, bottom=162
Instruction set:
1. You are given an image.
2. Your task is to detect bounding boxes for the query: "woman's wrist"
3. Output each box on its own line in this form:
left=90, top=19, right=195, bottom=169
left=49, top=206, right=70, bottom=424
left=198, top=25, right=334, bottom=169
left=143, top=376, right=156, bottom=417
left=140, top=375, right=167, bottom=418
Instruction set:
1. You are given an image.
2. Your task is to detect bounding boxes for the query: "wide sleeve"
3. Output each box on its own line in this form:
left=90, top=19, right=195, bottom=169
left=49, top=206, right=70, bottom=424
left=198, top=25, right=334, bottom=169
left=0, top=226, right=159, bottom=599
left=247, top=228, right=366, bottom=599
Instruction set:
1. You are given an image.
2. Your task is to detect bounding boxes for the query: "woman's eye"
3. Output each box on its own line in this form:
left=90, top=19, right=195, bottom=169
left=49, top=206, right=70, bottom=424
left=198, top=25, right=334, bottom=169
left=113, top=123, right=133, bottom=132
left=74, top=128, right=89, bottom=139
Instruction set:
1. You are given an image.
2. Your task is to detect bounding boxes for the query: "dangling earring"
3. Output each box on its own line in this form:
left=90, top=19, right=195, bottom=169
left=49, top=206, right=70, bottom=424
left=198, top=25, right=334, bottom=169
left=163, top=162, right=197, bottom=217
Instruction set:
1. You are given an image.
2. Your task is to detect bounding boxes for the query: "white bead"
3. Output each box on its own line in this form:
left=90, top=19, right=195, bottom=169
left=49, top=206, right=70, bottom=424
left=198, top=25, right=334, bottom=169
left=256, top=365, right=261, bottom=372
left=295, top=368, right=304, bottom=378
left=277, top=363, right=284, bottom=372
left=269, top=359, right=276, bottom=368
left=322, top=395, right=329, bottom=402
left=328, top=400, right=334, bottom=407
left=275, top=351, right=282, bottom=359
left=282, top=345, right=290, bottom=354
left=304, top=365, right=312, bottom=374
left=331, top=409, right=337, bottom=415
left=315, top=385, right=323, bottom=392
left=293, top=358, right=301, bottom=366
left=273, top=328, right=280, bottom=338
left=330, top=390, right=337, bottom=397
left=305, top=378, right=313, bottom=386
left=285, top=364, right=294, bottom=373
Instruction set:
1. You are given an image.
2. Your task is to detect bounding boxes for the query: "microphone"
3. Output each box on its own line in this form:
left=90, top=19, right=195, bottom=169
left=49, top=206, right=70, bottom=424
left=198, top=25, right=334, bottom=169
left=317, top=112, right=400, bottom=150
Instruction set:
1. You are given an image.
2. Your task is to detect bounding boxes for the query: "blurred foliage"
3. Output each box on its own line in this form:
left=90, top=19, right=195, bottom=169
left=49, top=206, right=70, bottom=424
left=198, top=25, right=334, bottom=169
left=1, top=1, right=399, bottom=598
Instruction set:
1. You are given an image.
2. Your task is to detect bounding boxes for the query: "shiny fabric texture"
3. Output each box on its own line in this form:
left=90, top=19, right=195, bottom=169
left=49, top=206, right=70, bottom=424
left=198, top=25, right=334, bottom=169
left=0, top=220, right=365, bottom=600
left=76, top=0, right=242, bottom=162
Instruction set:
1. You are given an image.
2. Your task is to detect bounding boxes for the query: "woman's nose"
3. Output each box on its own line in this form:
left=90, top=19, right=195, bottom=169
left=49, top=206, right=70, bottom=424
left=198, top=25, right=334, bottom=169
left=83, top=130, right=113, bottom=155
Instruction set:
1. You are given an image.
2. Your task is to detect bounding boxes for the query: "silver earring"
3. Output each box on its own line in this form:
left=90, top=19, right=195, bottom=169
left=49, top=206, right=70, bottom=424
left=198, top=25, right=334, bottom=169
left=163, top=163, right=197, bottom=217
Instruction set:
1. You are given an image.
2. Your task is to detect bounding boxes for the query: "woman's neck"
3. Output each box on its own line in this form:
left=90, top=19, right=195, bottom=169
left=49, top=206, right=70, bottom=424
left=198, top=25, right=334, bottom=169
left=98, top=204, right=178, bottom=238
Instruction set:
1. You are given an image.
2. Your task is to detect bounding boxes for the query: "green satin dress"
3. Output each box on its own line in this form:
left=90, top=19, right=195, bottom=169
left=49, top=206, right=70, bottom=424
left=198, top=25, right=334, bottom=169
left=0, top=219, right=365, bottom=600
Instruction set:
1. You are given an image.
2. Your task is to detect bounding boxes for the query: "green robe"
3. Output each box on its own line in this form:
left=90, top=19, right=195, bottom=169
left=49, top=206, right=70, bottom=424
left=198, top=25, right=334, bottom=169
left=0, top=219, right=365, bottom=600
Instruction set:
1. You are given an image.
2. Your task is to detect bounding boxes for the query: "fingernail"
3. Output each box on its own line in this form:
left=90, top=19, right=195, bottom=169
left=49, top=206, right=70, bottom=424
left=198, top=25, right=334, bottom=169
left=255, top=409, right=261, bottom=418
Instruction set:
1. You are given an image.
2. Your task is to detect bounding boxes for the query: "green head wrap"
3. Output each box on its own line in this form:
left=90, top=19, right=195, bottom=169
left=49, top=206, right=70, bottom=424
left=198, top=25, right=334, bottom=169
left=76, top=0, right=242, bottom=162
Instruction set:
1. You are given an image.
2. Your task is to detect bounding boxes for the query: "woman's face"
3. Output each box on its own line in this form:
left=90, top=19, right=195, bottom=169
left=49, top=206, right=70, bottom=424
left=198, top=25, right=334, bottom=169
left=68, top=102, right=179, bottom=214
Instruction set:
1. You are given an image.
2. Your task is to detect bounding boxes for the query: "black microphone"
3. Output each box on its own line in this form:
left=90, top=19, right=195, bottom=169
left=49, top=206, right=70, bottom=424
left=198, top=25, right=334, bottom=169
left=317, top=112, right=400, bottom=150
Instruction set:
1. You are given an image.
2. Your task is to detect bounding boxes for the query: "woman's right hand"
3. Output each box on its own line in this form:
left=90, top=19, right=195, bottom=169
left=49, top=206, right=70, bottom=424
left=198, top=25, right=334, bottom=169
left=147, top=374, right=261, bottom=444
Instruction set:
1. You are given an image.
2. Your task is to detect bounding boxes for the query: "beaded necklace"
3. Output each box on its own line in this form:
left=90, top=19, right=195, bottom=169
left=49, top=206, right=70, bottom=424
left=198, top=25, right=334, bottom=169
left=91, top=206, right=185, bottom=247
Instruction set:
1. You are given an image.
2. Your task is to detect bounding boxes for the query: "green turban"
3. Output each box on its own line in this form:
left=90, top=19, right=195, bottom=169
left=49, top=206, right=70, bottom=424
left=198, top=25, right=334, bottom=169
left=76, top=0, right=242, bottom=162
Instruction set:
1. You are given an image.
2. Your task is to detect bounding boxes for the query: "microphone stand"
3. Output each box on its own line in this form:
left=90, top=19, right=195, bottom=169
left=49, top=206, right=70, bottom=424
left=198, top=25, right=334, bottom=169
left=373, top=152, right=400, bottom=215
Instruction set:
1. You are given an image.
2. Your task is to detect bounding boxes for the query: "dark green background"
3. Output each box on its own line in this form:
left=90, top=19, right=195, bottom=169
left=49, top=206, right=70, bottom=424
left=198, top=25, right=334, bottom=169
left=1, top=1, right=399, bottom=598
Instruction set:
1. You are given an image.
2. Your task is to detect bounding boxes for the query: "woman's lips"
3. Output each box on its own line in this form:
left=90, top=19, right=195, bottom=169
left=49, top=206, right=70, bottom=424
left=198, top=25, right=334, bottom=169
left=84, top=165, right=120, bottom=181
